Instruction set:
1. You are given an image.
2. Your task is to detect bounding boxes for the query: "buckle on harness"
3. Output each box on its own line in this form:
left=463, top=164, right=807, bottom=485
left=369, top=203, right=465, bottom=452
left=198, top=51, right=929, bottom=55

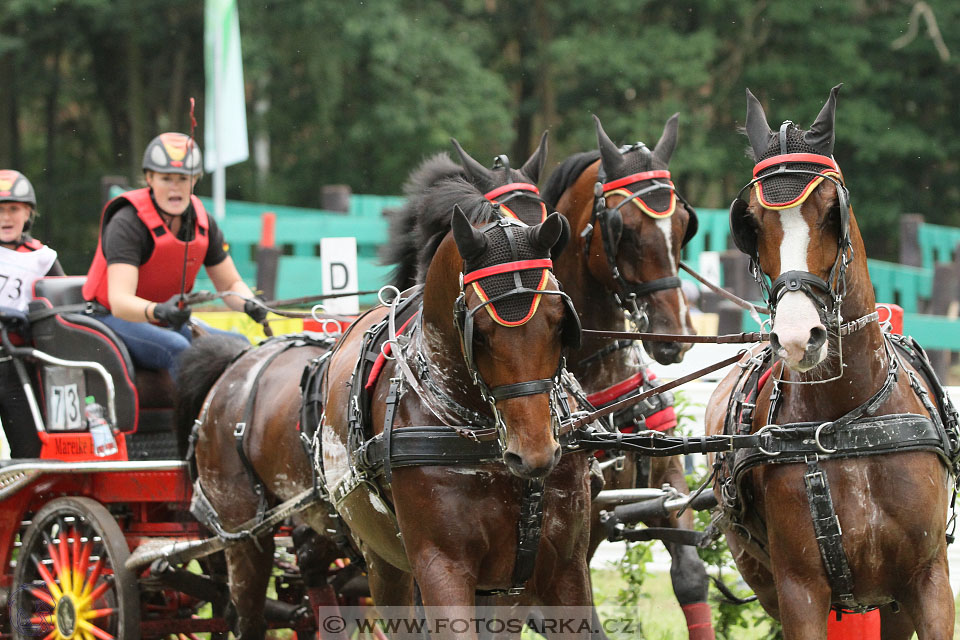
left=815, top=422, right=838, bottom=454
left=234, top=422, right=247, bottom=437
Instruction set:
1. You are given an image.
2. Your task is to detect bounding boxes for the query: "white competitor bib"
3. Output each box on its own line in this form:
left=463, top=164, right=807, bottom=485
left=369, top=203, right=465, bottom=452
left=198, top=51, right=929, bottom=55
left=0, top=245, right=57, bottom=312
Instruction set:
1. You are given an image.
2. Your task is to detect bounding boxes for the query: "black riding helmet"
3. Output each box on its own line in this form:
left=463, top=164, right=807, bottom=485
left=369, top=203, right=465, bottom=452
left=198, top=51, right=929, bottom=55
left=142, top=133, right=203, bottom=176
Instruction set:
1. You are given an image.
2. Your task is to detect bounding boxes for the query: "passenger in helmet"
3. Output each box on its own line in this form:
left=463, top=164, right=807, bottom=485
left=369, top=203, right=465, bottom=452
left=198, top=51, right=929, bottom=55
left=0, top=170, right=64, bottom=458
left=82, top=133, right=266, bottom=380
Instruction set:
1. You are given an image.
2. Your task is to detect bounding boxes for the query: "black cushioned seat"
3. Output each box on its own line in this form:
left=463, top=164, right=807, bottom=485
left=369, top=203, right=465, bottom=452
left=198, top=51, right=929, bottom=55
left=30, top=276, right=140, bottom=431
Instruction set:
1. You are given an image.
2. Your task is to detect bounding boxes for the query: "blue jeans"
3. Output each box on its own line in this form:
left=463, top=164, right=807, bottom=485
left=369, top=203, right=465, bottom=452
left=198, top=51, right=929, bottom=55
left=94, top=315, right=249, bottom=381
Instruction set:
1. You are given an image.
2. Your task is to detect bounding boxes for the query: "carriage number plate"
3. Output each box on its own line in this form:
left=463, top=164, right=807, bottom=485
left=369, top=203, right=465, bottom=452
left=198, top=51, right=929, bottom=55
left=50, top=384, right=83, bottom=431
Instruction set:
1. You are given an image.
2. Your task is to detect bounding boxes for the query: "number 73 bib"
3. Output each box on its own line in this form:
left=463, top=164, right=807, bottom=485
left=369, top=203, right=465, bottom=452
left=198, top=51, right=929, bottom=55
left=0, top=245, right=57, bottom=312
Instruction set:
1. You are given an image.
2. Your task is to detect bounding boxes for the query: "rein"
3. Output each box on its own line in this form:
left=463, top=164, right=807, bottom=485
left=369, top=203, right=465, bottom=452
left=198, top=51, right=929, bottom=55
left=679, top=261, right=769, bottom=322
left=568, top=351, right=746, bottom=430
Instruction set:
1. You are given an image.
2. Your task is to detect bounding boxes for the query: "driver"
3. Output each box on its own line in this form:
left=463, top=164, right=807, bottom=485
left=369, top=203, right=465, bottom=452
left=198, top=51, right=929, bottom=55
left=82, top=133, right=266, bottom=380
left=0, top=170, right=64, bottom=457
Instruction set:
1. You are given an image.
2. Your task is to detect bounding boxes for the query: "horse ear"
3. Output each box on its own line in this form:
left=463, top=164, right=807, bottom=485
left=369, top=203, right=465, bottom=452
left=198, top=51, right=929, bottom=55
left=451, top=204, right=487, bottom=261
left=745, top=88, right=774, bottom=159
left=451, top=138, right=492, bottom=184
left=593, top=115, right=623, bottom=177
left=804, top=84, right=842, bottom=154
left=532, top=211, right=564, bottom=254
left=652, top=113, right=680, bottom=165
left=520, top=130, right=549, bottom=183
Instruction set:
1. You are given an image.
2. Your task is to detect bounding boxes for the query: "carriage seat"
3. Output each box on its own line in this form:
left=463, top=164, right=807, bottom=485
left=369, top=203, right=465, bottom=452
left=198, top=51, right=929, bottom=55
left=29, top=277, right=177, bottom=438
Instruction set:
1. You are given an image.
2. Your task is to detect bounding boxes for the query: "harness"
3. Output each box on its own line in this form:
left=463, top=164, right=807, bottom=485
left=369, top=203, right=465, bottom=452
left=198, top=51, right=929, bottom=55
left=188, top=334, right=335, bottom=542
left=311, top=216, right=590, bottom=595
left=717, top=131, right=960, bottom=611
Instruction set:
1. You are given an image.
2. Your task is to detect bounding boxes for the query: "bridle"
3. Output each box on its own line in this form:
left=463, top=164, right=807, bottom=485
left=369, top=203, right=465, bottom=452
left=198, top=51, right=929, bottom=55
left=584, top=143, right=697, bottom=331
left=453, top=217, right=581, bottom=447
left=729, top=121, right=877, bottom=383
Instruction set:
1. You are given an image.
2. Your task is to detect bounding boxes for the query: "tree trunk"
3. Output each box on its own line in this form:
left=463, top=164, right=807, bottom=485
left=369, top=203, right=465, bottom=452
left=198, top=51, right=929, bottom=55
left=127, top=31, right=146, bottom=181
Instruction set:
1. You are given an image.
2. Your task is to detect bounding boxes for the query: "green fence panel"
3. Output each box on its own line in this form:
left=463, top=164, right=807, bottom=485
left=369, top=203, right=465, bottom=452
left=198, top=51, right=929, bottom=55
left=903, top=313, right=960, bottom=350
left=918, top=222, right=960, bottom=269
left=866, top=259, right=931, bottom=313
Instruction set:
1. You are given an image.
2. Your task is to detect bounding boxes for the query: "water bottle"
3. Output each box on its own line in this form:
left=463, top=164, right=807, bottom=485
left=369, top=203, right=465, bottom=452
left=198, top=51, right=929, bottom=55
left=85, top=396, right=118, bottom=457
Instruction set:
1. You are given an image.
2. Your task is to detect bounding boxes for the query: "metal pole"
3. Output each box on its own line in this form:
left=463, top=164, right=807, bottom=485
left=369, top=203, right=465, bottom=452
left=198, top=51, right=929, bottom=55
left=213, top=16, right=226, bottom=221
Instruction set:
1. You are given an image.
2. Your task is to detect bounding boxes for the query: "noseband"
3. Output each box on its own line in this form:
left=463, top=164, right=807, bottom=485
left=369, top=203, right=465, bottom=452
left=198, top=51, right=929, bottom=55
left=584, top=143, right=697, bottom=331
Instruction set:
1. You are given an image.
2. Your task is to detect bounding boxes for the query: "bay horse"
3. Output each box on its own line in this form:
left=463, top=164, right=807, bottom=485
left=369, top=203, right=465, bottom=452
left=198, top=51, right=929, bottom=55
left=541, top=116, right=712, bottom=639
left=175, top=333, right=346, bottom=639
left=704, top=85, right=960, bottom=639
left=324, top=164, right=594, bottom=636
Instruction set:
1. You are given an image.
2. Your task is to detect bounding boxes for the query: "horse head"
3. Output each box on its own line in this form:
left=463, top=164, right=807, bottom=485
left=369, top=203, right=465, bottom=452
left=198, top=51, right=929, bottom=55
left=729, top=84, right=873, bottom=372
left=590, top=115, right=698, bottom=363
left=423, top=205, right=578, bottom=480
left=452, top=133, right=571, bottom=259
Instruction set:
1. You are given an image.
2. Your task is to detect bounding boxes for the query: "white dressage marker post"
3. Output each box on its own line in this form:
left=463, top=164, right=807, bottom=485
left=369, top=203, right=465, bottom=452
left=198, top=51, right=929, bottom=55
left=321, top=237, right=359, bottom=315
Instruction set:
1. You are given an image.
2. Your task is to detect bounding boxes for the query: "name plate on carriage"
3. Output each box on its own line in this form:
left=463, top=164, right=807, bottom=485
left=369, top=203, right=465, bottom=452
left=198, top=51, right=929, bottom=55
left=43, top=365, right=86, bottom=431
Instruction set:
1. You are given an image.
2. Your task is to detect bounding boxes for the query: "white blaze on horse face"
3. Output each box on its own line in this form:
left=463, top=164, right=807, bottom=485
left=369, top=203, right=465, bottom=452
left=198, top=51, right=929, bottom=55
left=655, top=217, right=692, bottom=333
left=772, top=206, right=827, bottom=368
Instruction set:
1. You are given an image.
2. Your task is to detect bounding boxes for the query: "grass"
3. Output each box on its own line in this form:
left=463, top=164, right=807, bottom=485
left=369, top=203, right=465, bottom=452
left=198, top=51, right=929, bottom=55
left=156, top=554, right=960, bottom=638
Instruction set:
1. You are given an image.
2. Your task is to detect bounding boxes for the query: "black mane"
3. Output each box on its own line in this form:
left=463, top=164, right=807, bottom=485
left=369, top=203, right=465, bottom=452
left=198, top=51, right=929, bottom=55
left=380, top=153, right=497, bottom=288
left=541, top=150, right=600, bottom=210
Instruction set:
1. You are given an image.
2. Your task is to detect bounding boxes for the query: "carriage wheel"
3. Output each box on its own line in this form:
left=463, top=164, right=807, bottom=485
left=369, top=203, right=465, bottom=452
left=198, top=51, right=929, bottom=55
left=11, top=497, right=140, bottom=640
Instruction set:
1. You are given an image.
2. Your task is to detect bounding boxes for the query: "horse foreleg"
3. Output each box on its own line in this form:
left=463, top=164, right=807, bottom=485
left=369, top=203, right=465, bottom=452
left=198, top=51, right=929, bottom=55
left=894, top=553, right=953, bottom=640
left=879, top=603, right=915, bottom=640
left=648, top=454, right=715, bottom=640
left=223, top=535, right=276, bottom=640
left=412, top=560, right=479, bottom=640
left=773, top=574, right=832, bottom=640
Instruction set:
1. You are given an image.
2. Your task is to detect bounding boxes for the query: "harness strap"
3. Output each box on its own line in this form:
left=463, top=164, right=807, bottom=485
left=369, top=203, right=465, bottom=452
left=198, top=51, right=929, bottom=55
left=804, top=454, right=856, bottom=607
left=490, top=378, right=555, bottom=401
left=576, top=339, right=634, bottom=369
left=382, top=378, right=401, bottom=484
left=235, top=340, right=302, bottom=524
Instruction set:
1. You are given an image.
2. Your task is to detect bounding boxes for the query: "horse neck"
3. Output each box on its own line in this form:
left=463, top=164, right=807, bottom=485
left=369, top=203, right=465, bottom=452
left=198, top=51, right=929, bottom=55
left=553, top=164, right=644, bottom=391
left=778, top=211, right=889, bottom=417
left=419, top=243, right=491, bottom=416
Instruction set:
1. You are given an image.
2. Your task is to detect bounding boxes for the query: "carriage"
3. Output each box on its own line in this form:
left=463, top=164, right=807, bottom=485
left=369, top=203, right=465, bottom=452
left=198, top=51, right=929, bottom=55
left=0, top=276, right=368, bottom=639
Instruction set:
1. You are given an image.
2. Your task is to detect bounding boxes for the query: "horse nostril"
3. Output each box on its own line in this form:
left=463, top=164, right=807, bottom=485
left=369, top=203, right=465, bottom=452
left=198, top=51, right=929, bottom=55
left=769, top=332, right=782, bottom=354
left=808, top=326, right=827, bottom=351
left=503, top=451, right=524, bottom=472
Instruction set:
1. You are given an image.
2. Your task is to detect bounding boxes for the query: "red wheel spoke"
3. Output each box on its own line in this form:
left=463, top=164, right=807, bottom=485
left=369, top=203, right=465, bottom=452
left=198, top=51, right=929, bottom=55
left=42, top=630, right=56, bottom=640
left=83, top=607, right=117, bottom=621
left=32, top=555, right=62, bottom=599
left=78, top=618, right=116, bottom=640
left=45, top=540, right=63, bottom=580
left=76, top=537, right=93, bottom=594
left=28, top=586, right=55, bottom=607
left=83, top=576, right=113, bottom=606
left=71, top=526, right=83, bottom=593
left=58, top=525, right=71, bottom=590
left=83, top=556, right=105, bottom=597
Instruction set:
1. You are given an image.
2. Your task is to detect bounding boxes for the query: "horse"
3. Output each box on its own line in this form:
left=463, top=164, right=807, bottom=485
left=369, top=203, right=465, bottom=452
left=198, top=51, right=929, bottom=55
left=540, top=116, right=712, bottom=639
left=704, top=85, right=960, bottom=639
left=323, top=161, right=594, bottom=637
left=175, top=332, right=346, bottom=639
